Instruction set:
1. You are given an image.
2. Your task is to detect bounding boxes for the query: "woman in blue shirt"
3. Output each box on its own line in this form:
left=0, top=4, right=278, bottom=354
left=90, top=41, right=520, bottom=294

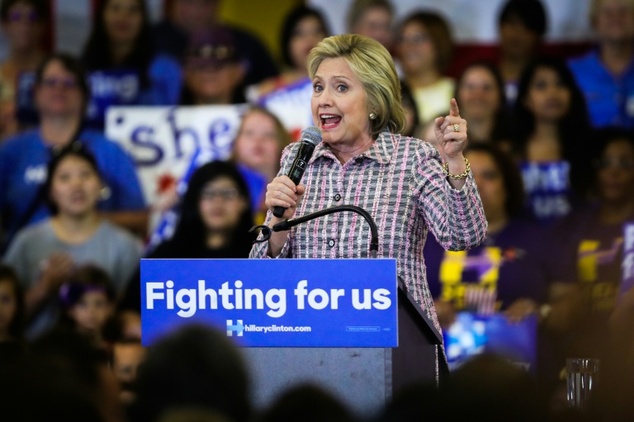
left=80, top=0, right=182, bottom=129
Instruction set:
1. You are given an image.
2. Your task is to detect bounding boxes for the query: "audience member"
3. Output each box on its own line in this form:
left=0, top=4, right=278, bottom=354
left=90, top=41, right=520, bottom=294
left=1, top=348, right=112, bottom=421
left=246, top=5, right=329, bottom=139
left=80, top=0, right=181, bottom=129
left=179, top=26, right=246, bottom=105
left=0, top=53, right=147, bottom=253
left=395, top=10, right=454, bottom=126
left=550, top=127, right=634, bottom=361
left=27, top=327, right=124, bottom=422
left=346, top=0, right=395, bottom=54
left=232, top=105, right=291, bottom=221
left=496, top=0, right=548, bottom=106
left=2, top=143, right=142, bottom=339
left=0, top=0, right=49, bottom=137
left=111, top=338, right=147, bottom=407
left=247, top=5, right=329, bottom=102
left=510, top=56, right=594, bottom=223
left=258, top=383, right=360, bottom=422
left=127, top=323, right=252, bottom=422
left=569, top=0, right=634, bottom=129
left=375, top=380, right=444, bottom=422
left=153, top=0, right=278, bottom=96
left=443, top=353, right=550, bottom=422
left=148, top=159, right=255, bottom=259
left=424, top=144, right=550, bottom=329
left=57, top=264, right=119, bottom=351
left=0, top=263, right=25, bottom=359
left=119, top=160, right=255, bottom=315
left=454, top=60, right=511, bottom=147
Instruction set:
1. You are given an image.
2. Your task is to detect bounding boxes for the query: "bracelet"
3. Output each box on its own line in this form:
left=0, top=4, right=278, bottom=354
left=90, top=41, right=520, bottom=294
left=442, top=157, right=471, bottom=180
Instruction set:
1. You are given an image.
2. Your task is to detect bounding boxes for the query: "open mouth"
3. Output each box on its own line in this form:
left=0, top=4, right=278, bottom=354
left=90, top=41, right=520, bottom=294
left=320, top=114, right=341, bottom=128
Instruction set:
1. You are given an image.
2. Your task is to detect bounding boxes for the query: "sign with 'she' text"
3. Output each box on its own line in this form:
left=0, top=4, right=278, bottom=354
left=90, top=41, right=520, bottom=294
left=141, top=258, right=398, bottom=347
left=106, top=104, right=247, bottom=206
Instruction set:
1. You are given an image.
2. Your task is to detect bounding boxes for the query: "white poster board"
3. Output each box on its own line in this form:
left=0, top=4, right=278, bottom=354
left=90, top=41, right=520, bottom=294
left=105, top=104, right=248, bottom=207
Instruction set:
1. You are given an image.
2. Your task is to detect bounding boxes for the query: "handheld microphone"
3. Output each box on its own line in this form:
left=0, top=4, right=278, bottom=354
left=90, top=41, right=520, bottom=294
left=272, top=126, right=321, bottom=218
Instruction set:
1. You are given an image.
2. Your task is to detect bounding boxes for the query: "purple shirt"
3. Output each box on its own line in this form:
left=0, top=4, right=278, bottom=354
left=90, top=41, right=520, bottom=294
left=250, top=131, right=487, bottom=333
left=424, top=219, right=552, bottom=312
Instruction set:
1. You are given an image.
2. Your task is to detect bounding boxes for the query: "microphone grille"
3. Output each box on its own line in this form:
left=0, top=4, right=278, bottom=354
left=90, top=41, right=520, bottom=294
left=301, top=126, right=322, bottom=146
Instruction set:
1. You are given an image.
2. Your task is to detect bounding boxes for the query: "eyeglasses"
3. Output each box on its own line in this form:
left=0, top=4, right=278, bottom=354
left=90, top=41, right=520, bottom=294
left=593, top=158, right=634, bottom=170
left=200, top=188, right=241, bottom=201
left=40, top=78, right=77, bottom=89
left=7, top=10, right=39, bottom=23
left=39, top=77, right=79, bottom=90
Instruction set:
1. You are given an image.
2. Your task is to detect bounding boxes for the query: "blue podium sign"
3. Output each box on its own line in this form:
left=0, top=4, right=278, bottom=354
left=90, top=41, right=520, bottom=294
left=141, top=258, right=398, bottom=347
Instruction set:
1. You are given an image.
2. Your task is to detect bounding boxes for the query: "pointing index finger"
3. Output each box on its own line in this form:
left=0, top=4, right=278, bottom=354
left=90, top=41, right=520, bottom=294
left=449, top=98, right=460, bottom=117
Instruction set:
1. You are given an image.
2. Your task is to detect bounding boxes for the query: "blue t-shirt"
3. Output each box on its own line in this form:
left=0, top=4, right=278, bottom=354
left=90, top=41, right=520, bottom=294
left=85, top=54, right=182, bottom=128
left=520, top=160, right=572, bottom=224
left=568, top=49, right=634, bottom=128
left=0, top=128, right=146, bottom=250
left=424, top=219, right=554, bottom=312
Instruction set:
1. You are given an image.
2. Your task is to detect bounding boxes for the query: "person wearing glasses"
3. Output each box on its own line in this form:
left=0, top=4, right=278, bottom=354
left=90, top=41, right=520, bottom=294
left=0, top=53, right=146, bottom=255
left=117, top=160, right=255, bottom=331
left=146, top=159, right=255, bottom=259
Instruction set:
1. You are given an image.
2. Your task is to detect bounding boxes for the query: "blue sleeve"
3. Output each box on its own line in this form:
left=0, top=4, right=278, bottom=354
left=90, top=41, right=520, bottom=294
left=0, top=142, right=9, bottom=211
left=146, top=55, right=182, bottom=105
left=84, top=133, right=147, bottom=210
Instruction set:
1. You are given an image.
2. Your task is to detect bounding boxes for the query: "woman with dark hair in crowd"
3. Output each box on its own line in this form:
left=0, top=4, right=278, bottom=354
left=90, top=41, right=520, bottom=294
left=425, top=143, right=553, bottom=329
left=150, top=160, right=256, bottom=258
left=454, top=60, right=511, bottom=147
left=496, top=0, right=548, bottom=105
left=510, top=56, right=594, bottom=223
left=118, top=160, right=255, bottom=328
left=0, top=0, right=50, bottom=137
left=248, top=5, right=329, bottom=101
left=2, top=143, right=142, bottom=339
left=81, top=0, right=181, bottom=128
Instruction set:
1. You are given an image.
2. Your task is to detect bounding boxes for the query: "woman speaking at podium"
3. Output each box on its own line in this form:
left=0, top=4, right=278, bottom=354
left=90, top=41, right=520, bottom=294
left=250, top=34, right=487, bottom=374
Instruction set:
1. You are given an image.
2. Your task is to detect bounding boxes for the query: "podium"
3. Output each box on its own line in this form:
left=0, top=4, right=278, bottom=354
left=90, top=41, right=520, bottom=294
left=140, top=259, right=446, bottom=419
left=243, top=281, right=446, bottom=419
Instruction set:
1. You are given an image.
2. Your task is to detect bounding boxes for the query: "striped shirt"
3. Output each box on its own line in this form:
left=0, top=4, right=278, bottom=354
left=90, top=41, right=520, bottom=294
left=250, top=131, right=487, bottom=334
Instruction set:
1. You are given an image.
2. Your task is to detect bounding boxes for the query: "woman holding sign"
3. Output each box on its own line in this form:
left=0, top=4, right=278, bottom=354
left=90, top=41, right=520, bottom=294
left=250, top=34, right=487, bottom=377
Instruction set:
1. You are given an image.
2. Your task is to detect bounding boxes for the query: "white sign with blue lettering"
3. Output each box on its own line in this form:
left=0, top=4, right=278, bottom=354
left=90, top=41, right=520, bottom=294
left=141, top=258, right=398, bottom=347
left=106, top=104, right=247, bottom=206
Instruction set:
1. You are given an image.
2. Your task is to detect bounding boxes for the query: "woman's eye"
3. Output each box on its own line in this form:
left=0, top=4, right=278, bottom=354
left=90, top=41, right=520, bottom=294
left=337, top=84, right=348, bottom=92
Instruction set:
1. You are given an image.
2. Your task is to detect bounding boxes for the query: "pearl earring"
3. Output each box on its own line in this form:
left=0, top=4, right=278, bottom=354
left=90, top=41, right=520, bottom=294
left=369, top=112, right=377, bottom=120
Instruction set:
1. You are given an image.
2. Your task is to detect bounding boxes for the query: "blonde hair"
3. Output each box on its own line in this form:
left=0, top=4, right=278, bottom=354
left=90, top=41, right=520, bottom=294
left=307, top=34, right=405, bottom=137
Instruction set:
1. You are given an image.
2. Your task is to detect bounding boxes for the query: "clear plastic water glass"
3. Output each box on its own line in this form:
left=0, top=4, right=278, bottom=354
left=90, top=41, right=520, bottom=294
left=566, top=358, right=600, bottom=410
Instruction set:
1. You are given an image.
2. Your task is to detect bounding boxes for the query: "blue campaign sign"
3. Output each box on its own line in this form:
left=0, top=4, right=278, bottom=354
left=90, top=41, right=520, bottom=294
left=444, top=312, right=538, bottom=372
left=141, top=258, right=398, bottom=347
